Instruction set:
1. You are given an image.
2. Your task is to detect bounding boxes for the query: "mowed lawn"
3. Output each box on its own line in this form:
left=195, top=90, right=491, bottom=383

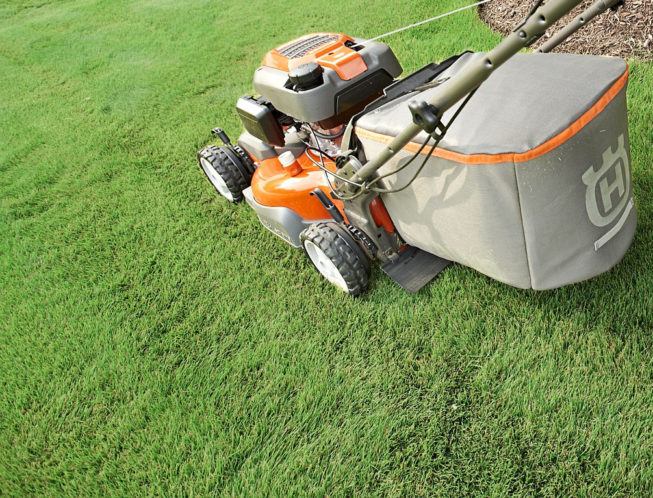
left=1, top=0, right=651, bottom=494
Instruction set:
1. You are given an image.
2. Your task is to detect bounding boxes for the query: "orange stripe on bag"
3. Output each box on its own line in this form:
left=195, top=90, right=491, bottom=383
left=355, top=67, right=629, bottom=165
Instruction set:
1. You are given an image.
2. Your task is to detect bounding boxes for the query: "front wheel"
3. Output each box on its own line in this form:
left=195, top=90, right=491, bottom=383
left=300, top=223, right=370, bottom=296
left=197, top=145, right=252, bottom=203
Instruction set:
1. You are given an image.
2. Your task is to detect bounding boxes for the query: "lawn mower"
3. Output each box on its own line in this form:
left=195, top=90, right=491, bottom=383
left=197, top=0, right=635, bottom=296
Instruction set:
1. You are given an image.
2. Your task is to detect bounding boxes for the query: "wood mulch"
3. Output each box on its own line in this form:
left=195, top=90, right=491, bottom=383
left=479, top=0, right=652, bottom=60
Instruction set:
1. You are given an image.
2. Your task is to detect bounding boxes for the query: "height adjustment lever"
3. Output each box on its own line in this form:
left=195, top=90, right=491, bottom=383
left=212, top=127, right=232, bottom=146
left=311, top=189, right=345, bottom=224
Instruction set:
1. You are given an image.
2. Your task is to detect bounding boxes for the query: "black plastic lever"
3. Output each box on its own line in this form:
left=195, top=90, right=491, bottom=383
left=409, top=100, right=445, bottom=137
left=311, top=189, right=345, bottom=224
left=212, top=127, right=232, bottom=146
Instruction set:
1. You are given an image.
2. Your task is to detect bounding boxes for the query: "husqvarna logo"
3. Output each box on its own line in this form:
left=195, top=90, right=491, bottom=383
left=582, top=134, right=631, bottom=227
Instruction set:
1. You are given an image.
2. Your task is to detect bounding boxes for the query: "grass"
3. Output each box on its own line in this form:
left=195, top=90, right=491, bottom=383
left=0, top=0, right=651, bottom=494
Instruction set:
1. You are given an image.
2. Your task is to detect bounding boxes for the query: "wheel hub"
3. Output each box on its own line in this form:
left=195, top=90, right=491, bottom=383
left=304, top=240, right=349, bottom=292
left=200, top=157, right=234, bottom=202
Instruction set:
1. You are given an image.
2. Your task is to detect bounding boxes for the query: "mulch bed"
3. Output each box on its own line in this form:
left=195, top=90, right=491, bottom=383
left=479, top=0, right=652, bottom=60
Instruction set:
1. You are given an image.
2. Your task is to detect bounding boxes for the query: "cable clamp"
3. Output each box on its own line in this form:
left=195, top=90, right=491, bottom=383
left=408, top=100, right=446, bottom=138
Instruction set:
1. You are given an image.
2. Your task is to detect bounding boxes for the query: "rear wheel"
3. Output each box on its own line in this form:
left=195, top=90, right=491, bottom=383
left=197, top=145, right=251, bottom=203
left=300, top=223, right=370, bottom=296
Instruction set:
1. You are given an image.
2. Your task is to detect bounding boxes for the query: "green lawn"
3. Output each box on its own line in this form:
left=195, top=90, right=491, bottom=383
left=1, top=0, right=651, bottom=494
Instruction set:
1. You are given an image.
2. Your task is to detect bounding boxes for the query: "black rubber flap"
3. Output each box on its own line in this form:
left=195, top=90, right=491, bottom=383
left=381, top=246, right=451, bottom=293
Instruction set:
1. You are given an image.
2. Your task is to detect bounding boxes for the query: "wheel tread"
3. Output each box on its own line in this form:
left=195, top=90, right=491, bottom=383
left=300, top=223, right=370, bottom=296
left=197, top=145, right=250, bottom=202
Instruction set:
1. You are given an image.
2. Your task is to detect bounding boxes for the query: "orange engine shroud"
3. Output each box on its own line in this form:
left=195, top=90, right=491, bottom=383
left=262, top=33, right=368, bottom=81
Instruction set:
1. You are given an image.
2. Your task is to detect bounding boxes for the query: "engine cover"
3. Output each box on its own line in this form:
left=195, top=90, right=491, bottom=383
left=253, top=33, right=402, bottom=128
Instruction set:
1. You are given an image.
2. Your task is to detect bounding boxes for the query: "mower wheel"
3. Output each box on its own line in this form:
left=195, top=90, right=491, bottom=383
left=300, top=223, right=370, bottom=296
left=197, top=145, right=251, bottom=203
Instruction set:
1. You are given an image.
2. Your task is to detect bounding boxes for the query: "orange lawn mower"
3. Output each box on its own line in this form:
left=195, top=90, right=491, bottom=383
left=197, top=0, right=635, bottom=296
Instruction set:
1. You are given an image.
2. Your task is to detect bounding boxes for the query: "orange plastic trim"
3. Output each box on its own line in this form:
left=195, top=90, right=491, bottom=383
left=250, top=152, right=346, bottom=221
left=369, top=197, right=395, bottom=233
left=355, top=67, right=629, bottom=165
left=262, top=33, right=367, bottom=81
left=316, top=45, right=368, bottom=81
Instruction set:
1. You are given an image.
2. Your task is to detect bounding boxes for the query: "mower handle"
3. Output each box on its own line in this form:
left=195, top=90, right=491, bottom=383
left=537, top=0, right=624, bottom=53
left=346, top=0, right=587, bottom=185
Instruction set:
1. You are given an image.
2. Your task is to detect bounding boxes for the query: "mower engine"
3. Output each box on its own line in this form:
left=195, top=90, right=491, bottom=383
left=199, top=32, right=402, bottom=248
left=248, top=33, right=401, bottom=133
